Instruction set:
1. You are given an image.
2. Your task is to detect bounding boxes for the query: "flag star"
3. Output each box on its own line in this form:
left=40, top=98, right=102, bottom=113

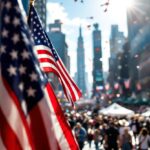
left=4, top=15, right=10, bottom=24
left=7, top=65, right=17, bottom=76
left=18, top=82, right=24, bottom=91
left=13, top=17, right=20, bottom=26
left=21, top=50, right=30, bottom=59
left=38, top=32, right=41, bottom=35
left=34, top=28, right=37, bottom=32
left=12, top=34, right=19, bottom=44
left=10, top=50, right=18, bottom=59
left=0, top=45, right=6, bottom=54
left=15, top=6, right=20, bottom=12
left=27, top=87, right=36, bottom=97
left=5, top=1, right=11, bottom=10
left=19, top=65, right=26, bottom=75
left=2, top=29, right=8, bottom=38
left=37, top=40, right=41, bottom=43
left=30, top=72, right=38, bottom=81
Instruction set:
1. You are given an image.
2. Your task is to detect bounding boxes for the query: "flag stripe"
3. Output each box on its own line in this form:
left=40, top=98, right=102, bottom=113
left=39, top=58, right=57, bottom=68
left=0, top=132, right=7, bottom=150
left=37, top=54, right=55, bottom=62
left=37, top=50, right=53, bottom=57
left=45, top=83, right=79, bottom=150
left=38, top=100, right=61, bottom=150
left=35, top=45, right=77, bottom=101
left=57, top=61, right=80, bottom=100
left=28, top=105, right=52, bottom=150
left=39, top=62, right=59, bottom=72
left=0, top=109, right=22, bottom=150
left=0, top=78, right=34, bottom=150
left=42, top=67, right=60, bottom=76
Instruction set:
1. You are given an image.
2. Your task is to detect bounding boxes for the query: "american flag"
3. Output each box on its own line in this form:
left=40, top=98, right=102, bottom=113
left=0, top=0, right=79, bottom=149
left=28, top=5, right=82, bottom=105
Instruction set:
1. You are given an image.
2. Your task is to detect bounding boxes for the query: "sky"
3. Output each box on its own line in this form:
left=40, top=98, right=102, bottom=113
left=46, top=0, right=129, bottom=83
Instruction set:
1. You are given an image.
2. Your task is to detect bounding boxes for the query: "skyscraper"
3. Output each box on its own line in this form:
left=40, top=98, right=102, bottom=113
left=108, top=25, right=126, bottom=87
left=92, top=23, right=104, bottom=96
left=127, top=0, right=150, bottom=93
left=47, top=20, right=70, bottom=92
left=77, top=27, right=86, bottom=94
left=34, top=0, right=47, bottom=29
left=47, top=20, right=70, bottom=71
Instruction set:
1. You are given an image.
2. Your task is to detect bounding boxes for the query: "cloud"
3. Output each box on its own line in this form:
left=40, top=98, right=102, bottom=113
left=46, top=2, right=94, bottom=83
left=47, top=2, right=90, bottom=27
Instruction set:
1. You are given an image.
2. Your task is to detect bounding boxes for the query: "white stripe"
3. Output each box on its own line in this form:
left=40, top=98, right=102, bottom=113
left=0, top=135, right=7, bottom=150
left=37, top=54, right=55, bottom=62
left=0, top=76, right=32, bottom=150
left=57, top=61, right=79, bottom=100
left=37, top=100, right=60, bottom=150
left=34, top=45, right=52, bottom=52
left=34, top=45, right=78, bottom=101
left=58, top=73, right=73, bottom=104
left=39, top=62, right=59, bottom=72
left=43, top=88, right=71, bottom=150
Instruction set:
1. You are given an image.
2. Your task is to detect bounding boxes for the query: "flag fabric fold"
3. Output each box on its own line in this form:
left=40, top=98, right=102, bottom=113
left=28, top=5, right=82, bottom=104
left=0, top=0, right=79, bottom=149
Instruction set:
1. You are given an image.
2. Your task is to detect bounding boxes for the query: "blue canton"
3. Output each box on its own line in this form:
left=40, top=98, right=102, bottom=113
left=0, top=0, right=45, bottom=114
left=28, top=5, right=59, bottom=61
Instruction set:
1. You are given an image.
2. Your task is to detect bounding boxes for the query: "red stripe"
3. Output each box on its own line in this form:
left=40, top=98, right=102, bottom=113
left=46, top=83, right=79, bottom=150
left=0, top=108, right=23, bottom=150
left=42, top=67, right=59, bottom=76
left=37, top=50, right=53, bottom=56
left=29, top=105, right=59, bottom=150
left=2, top=78, right=35, bottom=150
left=36, top=48, right=82, bottom=102
left=39, top=58, right=57, bottom=67
left=58, top=60, right=82, bottom=99
left=56, top=61, right=78, bottom=101
left=38, top=53, right=76, bottom=101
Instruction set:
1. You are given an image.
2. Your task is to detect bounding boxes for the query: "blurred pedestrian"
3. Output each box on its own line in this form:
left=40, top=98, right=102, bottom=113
left=138, top=128, right=150, bottom=150
left=87, top=124, right=94, bottom=148
left=120, top=128, right=132, bottom=150
left=73, top=122, right=87, bottom=150
left=93, top=129, right=100, bottom=150
left=104, top=122, right=120, bottom=150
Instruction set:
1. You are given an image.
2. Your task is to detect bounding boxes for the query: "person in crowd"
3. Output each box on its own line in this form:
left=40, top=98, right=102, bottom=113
left=93, top=128, right=100, bottom=150
left=104, top=122, right=120, bottom=150
left=138, top=128, right=150, bottom=150
left=73, top=122, right=87, bottom=150
left=120, top=128, right=133, bottom=150
left=87, top=122, right=94, bottom=148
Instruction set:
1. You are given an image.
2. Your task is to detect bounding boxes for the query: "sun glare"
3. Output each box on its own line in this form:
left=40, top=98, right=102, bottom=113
left=109, top=0, right=135, bottom=14
left=124, top=0, right=134, bottom=9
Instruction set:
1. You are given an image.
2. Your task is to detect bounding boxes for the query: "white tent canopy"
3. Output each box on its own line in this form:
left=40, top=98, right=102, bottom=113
left=142, top=109, right=150, bottom=117
left=99, top=103, right=134, bottom=116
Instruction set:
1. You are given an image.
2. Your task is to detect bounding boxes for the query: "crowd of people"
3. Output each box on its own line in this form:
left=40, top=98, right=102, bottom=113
left=64, top=106, right=150, bottom=150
